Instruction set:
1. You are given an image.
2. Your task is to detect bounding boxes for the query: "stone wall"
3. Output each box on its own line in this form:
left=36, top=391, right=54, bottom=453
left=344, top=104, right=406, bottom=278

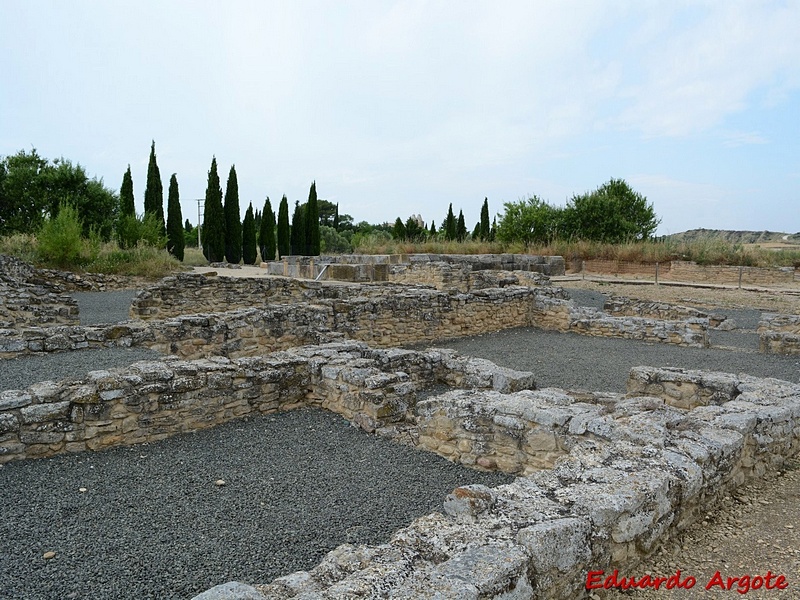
left=758, top=312, right=800, bottom=354
left=0, top=342, right=536, bottom=463
left=0, top=254, right=79, bottom=329
left=604, top=295, right=727, bottom=328
left=130, top=272, right=319, bottom=319
left=247, top=366, right=800, bottom=599
left=581, top=257, right=797, bottom=286
left=669, top=261, right=796, bottom=286
left=3, top=286, right=710, bottom=360
left=261, top=253, right=566, bottom=283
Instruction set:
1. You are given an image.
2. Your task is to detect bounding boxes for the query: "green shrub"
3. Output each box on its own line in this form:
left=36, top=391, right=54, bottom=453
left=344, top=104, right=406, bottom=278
left=36, top=203, right=89, bottom=268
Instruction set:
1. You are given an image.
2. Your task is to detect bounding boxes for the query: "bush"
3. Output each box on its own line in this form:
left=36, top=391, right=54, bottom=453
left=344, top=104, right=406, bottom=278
left=36, top=203, right=91, bottom=268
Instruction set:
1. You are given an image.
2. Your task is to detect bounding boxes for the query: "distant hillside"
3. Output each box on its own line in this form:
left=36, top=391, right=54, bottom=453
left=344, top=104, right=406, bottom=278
left=668, top=229, right=800, bottom=245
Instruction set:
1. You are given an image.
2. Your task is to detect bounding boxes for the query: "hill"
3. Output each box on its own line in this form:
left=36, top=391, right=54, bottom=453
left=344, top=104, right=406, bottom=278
left=669, top=229, right=800, bottom=246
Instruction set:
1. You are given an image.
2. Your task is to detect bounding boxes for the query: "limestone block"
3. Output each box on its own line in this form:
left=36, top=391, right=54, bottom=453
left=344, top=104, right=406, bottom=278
left=20, top=401, right=71, bottom=424
left=443, top=484, right=497, bottom=519
left=0, top=390, right=32, bottom=411
left=517, top=517, right=591, bottom=573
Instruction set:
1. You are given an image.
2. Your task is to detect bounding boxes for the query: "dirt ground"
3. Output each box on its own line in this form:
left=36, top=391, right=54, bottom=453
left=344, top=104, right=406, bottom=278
left=562, top=278, right=800, bottom=600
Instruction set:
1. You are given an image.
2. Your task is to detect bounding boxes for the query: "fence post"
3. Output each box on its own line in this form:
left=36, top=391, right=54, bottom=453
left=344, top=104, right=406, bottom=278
left=738, top=266, right=743, bottom=289
left=655, top=262, right=659, bottom=286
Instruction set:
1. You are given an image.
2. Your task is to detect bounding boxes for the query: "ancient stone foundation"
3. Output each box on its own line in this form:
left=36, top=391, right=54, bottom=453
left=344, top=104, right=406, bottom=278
left=2, top=281, right=709, bottom=360
left=223, top=365, right=800, bottom=600
left=759, top=312, right=800, bottom=354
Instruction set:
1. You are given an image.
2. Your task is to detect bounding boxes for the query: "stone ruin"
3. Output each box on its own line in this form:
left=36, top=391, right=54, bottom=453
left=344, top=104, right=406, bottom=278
left=1, top=253, right=799, bottom=598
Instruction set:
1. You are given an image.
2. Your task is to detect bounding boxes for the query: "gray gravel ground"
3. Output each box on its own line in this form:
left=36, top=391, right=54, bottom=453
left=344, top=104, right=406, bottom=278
left=0, top=408, right=512, bottom=600
left=72, top=290, right=138, bottom=326
left=0, top=347, right=163, bottom=392
left=430, top=327, right=800, bottom=392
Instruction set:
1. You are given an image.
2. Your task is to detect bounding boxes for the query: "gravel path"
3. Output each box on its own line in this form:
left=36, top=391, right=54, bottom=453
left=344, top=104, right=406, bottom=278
left=72, top=290, right=138, bottom=326
left=0, top=408, right=512, bottom=600
left=429, top=327, right=800, bottom=392
left=0, top=347, right=163, bottom=392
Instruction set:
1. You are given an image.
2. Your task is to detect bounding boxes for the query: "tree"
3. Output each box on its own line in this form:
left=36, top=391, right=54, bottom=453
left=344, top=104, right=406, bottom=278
left=0, top=149, right=116, bottom=239
left=496, top=196, right=563, bottom=246
left=0, top=149, right=48, bottom=235
left=392, top=217, right=406, bottom=240
left=120, top=165, right=135, bottom=217
left=166, top=173, right=184, bottom=261
left=223, top=165, right=242, bottom=263
left=444, top=204, right=456, bottom=241
left=242, top=202, right=257, bottom=265
left=456, top=210, right=467, bottom=241
left=277, top=195, right=290, bottom=258
left=202, top=157, right=225, bottom=262
left=259, top=197, right=276, bottom=261
left=332, top=203, right=340, bottom=230
left=472, top=222, right=481, bottom=239
left=320, top=225, right=353, bottom=253
left=305, top=181, right=320, bottom=256
left=429, top=220, right=437, bottom=236
left=291, top=201, right=306, bottom=255
left=405, top=216, right=423, bottom=240
left=480, top=197, right=490, bottom=241
left=143, top=141, right=164, bottom=234
left=565, top=178, right=659, bottom=242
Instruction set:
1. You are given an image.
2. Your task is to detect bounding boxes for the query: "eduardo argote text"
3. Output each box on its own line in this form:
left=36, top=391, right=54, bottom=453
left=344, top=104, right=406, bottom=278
left=586, top=569, right=789, bottom=594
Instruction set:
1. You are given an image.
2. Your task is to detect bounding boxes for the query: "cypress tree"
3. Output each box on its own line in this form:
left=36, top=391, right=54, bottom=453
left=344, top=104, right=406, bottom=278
left=393, top=217, right=406, bottom=240
left=120, top=165, right=135, bottom=217
left=242, top=202, right=257, bottom=265
left=456, top=210, right=467, bottom=241
left=305, top=181, right=320, bottom=256
left=144, top=141, right=165, bottom=233
left=444, top=204, right=456, bottom=241
left=223, top=165, right=242, bottom=264
left=259, top=197, right=276, bottom=261
left=166, top=173, right=184, bottom=261
left=277, top=195, right=290, bottom=258
left=472, top=222, right=481, bottom=239
left=333, top=203, right=339, bottom=231
left=291, top=201, right=306, bottom=255
left=480, top=197, right=490, bottom=241
left=202, top=157, right=225, bottom=262
left=429, top=220, right=437, bottom=236
left=490, top=216, right=497, bottom=241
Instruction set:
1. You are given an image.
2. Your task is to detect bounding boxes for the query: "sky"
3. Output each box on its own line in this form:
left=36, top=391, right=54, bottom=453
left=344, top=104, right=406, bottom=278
left=1, top=0, right=799, bottom=235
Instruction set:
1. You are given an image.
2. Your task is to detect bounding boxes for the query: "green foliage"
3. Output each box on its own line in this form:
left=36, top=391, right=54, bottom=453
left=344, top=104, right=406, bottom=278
left=119, top=165, right=135, bottom=217
left=306, top=181, right=320, bottom=255
left=496, top=196, right=563, bottom=246
left=480, top=198, right=490, bottom=241
left=317, top=198, right=337, bottom=227
left=37, top=203, right=95, bottom=268
left=277, top=195, right=290, bottom=258
left=444, top=204, right=456, bottom=241
left=202, top=157, right=225, bottom=262
left=0, top=149, right=49, bottom=235
left=259, top=197, right=276, bottom=261
left=392, top=217, right=406, bottom=240
left=143, top=141, right=164, bottom=233
left=320, top=225, right=353, bottom=253
left=472, top=221, right=481, bottom=239
left=183, top=224, right=198, bottom=248
left=223, top=165, right=242, bottom=263
left=242, top=202, right=257, bottom=265
left=456, top=210, right=467, bottom=241
left=1, top=149, right=116, bottom=240
left=565, top=178, right=659, bottom=243
left=405, top=217, right=424, bottom=241
left=430, top=220, right=436, bottom=236
left=291, top=200, right=306, bottom=255
left=166, top=174, right=184, bottom=261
